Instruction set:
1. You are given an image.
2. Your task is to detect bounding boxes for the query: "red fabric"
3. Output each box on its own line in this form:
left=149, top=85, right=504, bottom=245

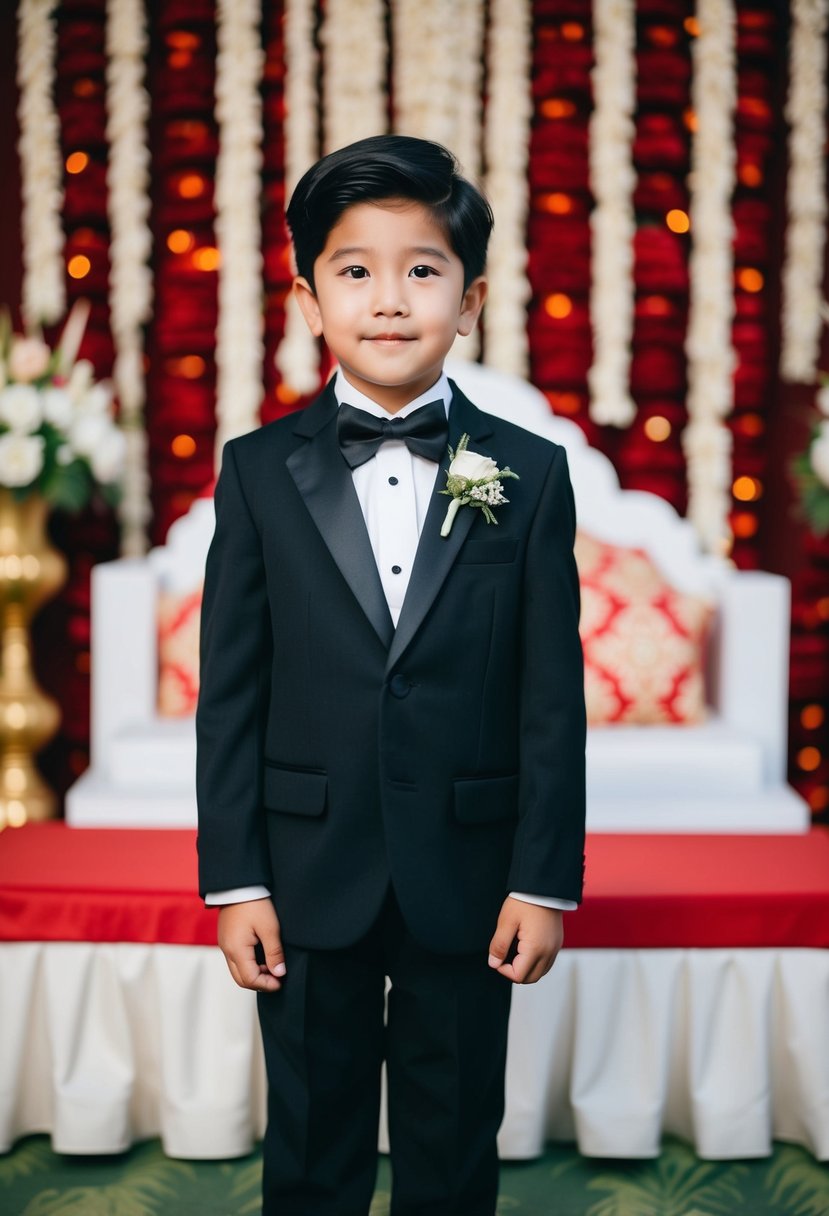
left=1, top=823, right=828, bottom=949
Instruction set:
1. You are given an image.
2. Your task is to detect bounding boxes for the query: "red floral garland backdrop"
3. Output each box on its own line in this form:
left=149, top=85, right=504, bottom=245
left=6, top=0, right=827, bottom=823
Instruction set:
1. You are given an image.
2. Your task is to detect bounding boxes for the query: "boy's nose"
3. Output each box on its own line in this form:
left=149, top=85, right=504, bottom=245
left=371, top=278, right=408, bottom=316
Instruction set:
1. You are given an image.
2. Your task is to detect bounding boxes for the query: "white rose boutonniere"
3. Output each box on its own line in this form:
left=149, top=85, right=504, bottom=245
left=440, top=433, right=519, bottom=537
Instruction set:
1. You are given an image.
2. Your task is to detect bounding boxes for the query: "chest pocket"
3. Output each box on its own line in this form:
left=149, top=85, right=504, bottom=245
left=455, top=538, right=519, bottom=565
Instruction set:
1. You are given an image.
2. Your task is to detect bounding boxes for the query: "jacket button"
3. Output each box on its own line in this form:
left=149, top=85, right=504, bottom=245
left=389, top=674, right=411, bottom=699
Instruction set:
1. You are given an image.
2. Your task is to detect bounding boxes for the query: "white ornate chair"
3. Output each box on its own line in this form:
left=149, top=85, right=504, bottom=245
left=66, top=362, right=809, bottom=832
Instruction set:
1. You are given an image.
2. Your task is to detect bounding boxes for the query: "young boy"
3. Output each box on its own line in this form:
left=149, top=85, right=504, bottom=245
left=196, top=134, right=586, bottom=1216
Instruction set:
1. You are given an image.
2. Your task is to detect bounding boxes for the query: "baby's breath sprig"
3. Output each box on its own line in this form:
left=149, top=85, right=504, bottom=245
left=439, top=432, right=519, bottom=537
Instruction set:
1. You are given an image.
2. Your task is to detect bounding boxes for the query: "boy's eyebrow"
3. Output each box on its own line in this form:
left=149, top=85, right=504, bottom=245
left=327, top=245, right=452, bottom=264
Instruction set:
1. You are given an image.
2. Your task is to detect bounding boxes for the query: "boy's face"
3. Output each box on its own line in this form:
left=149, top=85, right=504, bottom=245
left=294, top=200, right=486, bottom=413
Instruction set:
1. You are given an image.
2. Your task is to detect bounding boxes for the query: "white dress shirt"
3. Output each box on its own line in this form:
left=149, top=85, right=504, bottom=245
left=206, top=371, right=577, bottom=913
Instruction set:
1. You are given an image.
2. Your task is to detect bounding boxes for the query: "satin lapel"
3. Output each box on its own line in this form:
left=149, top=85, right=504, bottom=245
left=286, top=385, right=394, bottom=650
left=387, top=384, right=495, bottom=671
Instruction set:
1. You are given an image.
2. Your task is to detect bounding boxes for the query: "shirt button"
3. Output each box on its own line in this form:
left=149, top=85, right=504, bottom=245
left=391, top=565, right=402, bottom=575
left=388, top=476, right=399, bottom=485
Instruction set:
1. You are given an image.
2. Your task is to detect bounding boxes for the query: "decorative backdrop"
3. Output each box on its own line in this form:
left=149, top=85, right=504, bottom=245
left=3, top=0, right=828, bottom=820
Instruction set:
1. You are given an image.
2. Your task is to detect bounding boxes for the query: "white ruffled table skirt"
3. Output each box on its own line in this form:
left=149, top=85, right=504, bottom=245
left=2, top=942, right=827, bottom=1161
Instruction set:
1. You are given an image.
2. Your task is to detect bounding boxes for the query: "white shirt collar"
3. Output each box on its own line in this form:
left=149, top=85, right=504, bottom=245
left=332, top=370, right=452, bottom=421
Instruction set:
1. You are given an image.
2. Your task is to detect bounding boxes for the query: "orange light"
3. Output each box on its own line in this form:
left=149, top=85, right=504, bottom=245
left=276, top=383, right=301, bottom=405
left=731, top=512, right=759, bottom=539
left=171, top=434, right=197, bottom=459
left=684, top=16, right=701, bottom=36
left=192, top=246, right=221, bottom=272
left=544, top=293, right=573, bottom=320
left=809, top=786, right=829, bottom=812
left=66, top=151, right=89, bottom=175
left=541, top=98, right=577, bottom=120
left=547, top=392, right=581, bottom=415
left=166, top=30, right=201, bottom=50
left=166, top=355, right=205, bottom=379
left=801, top=705, right=825, bottom=730
left=683, top=108, right=698, bottom=132
left=644, top=416, right=672, bottom=442
left=73, top=78, right=98, bottom=99
left=741, top=97, right=771, bottom=120
left=641, top=295, right=672, bottom=316
left=539, top=192, right=574, bottom=215
left=798, top=747, right=822, bottom=773
left=733, top=475, right=762, bottom=502
left=735, top=413, right=765, bottom=438
left=169, top=50, right=193, bottom=69
left=818, top=596, right=829, bottom=621
left=76, top=652, right=91, bottom=674
left=737, top=267, right=764, bottom=293
left=561, top=22, right=584, bottom=41
left=648, top=26, right=678, bottom=47
left=178, top=174, right=206, bottom=199
left=67, top=255, right=91, bottom=279
left=167, top=228, right=195, bottom=254
left=666, top=209, right=690, bottom=234
left=739, top=163, right=763, bottom=188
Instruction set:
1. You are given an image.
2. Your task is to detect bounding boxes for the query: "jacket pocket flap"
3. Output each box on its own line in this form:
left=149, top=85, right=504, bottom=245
left=454, top=774, right=518, bottom=824
left=264, top=765, right=327, bottom=817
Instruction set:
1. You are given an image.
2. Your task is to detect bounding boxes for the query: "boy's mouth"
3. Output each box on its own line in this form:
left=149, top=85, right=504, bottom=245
left=366, top=333, right=414, bottom=343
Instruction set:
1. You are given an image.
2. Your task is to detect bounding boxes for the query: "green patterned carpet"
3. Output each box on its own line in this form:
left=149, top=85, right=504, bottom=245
left=1, top=1136, right=828, bottom=1215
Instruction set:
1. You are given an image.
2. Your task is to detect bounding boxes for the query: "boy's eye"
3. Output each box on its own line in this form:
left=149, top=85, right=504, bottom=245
left=342, top=266, right=369, bottom=279
left=409, top=265, right=436, bottom=279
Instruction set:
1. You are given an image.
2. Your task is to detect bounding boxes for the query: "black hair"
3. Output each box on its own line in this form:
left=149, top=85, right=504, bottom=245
left=285, top=134, right=493, bottom=291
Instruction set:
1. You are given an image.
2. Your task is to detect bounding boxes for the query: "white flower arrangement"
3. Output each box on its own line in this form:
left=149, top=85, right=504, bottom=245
left=440, top=433, right=518, bottom=537
left=0, top=303, right=125, bottom=509
left=587, top=0, right=637, bottom=427
left=16, top=0, right=65, bottom=328
left=214, top=0, right=265, bottom=459
left=105, top=0, right=153, bottom=555
left=682, top=0, right=738, bottom=555
left=780, top=0, right=829, bottom=384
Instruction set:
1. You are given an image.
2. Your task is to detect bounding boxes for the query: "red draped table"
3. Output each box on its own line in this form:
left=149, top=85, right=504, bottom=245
left=1, top=823, right=828, bottom=1160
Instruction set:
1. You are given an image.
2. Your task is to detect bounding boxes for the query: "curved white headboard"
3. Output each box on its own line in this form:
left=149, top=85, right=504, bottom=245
left=445, top=359, right=727, bottom=600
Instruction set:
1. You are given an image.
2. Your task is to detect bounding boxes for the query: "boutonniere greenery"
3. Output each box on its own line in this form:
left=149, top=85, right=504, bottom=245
left=440, top=433, right=519, bottom=538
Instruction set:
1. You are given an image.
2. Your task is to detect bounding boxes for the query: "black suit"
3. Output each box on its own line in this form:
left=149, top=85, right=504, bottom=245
left=196, top=380, right=586, bottom=1215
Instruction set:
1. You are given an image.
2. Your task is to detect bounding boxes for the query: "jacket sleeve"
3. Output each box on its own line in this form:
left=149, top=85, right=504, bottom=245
left=508, top=445, right=586, bottom=903
left=196, top=441, right=274, bottom=898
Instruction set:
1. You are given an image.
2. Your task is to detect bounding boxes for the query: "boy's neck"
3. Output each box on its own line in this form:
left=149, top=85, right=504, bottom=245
left=335, top=369, right=449, bottom=418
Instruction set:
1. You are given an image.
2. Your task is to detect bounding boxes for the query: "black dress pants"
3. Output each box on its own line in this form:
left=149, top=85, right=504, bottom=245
left=256, top=889, right=513, bottom=1216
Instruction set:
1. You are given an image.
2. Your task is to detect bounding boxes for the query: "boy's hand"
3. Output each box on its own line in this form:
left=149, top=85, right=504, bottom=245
left=217, top=898, right=286, bottom=992
left=488, top=897, right=564, bottom=984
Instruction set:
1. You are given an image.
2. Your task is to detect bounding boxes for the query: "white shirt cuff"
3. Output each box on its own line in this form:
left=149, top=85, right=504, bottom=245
left=509, top=891, right=578, bottom=911
left=204, top=885, right=271, bottom=906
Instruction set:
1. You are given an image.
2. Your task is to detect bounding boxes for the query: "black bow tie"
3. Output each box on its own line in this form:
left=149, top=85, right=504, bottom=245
left=337, top=399, right=449, bottom=469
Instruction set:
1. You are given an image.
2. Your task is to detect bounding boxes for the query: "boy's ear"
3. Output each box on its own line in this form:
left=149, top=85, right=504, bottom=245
left=457, top=276, right=488, bottom=337
left=293, top=277, right=323, bottom=337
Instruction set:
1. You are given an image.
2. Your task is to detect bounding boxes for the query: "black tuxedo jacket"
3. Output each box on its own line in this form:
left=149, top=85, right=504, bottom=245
left=196, top=380, right=586, bottom=954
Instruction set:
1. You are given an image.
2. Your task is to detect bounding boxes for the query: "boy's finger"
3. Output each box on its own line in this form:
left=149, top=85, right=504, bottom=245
left=488, top=907, right=521, bottom=969
left=261, top=928, right=287, bottom=978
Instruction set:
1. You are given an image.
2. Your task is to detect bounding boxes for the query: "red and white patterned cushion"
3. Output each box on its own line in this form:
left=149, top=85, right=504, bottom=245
left=575, top=532, right=713, bottom=725
left=157, top=586, right=202, bottom=717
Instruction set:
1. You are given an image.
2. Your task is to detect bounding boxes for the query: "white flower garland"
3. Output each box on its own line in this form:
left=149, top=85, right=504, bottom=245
left=391, top=0, right=485, bottom=360
left=587, top=0, right=637, bottom=427
left=214, top=0, right=265, bottom=464
left=275, top=0, right=322, bottom=397
left=105, top=0, right=152, bottom=556
left=16, top=0, right=64, bottom=328
left=320, top=0, right=386, bottom=153
left=482, top=0, right=533, bottom=375
left=683, top=0, right=738, bottom=554
left=780, top=0, right=829, bottom=383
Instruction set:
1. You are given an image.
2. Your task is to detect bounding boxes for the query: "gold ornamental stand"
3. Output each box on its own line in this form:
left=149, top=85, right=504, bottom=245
left=0, top=490, right=67, bottom=829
